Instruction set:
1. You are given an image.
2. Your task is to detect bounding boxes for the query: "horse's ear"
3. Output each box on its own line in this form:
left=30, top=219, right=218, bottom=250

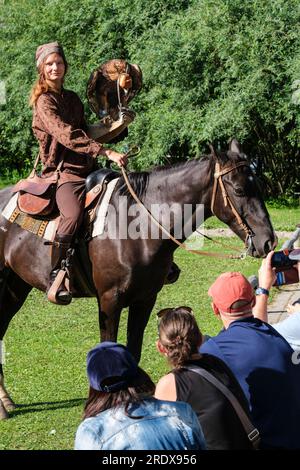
left=228, top=138, right=242, bottom=154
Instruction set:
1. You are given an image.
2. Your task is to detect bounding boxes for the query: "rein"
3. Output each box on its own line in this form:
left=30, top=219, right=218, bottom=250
left=121, top=157, right=253, bottom=260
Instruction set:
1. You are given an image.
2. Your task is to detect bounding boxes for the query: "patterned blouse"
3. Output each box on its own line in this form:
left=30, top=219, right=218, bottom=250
left=32, top=89, right=103, bottom=182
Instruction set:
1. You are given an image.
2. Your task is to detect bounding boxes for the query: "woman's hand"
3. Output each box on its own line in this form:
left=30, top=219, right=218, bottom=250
left=105, top=150, right=128, bottom=168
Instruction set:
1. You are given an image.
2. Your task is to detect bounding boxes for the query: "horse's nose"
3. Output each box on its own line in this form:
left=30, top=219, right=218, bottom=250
left=264, top=235, right=277, bottom=255
left=272, top=233, right=278, bottom=249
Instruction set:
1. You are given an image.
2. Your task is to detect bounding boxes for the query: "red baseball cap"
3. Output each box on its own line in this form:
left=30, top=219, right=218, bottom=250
left=208, top=272, right=255, bottom=315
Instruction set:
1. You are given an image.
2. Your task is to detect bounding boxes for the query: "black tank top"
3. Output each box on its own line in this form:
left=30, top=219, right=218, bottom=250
left=173, top=354, right=253, bottom=450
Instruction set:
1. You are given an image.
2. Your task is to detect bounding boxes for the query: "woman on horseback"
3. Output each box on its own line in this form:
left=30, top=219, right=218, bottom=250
left=30, top=42, right=127, bottom=305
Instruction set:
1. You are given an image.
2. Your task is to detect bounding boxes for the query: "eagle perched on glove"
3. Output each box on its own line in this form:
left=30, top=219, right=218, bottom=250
left=86, top=59, right=142, bottom=144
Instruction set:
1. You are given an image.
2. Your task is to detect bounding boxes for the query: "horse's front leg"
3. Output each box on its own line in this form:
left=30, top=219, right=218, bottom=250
left=127, top=294, right=157, bottom=363
left=97, top=289, right=123, bottom=343
left=0, top=270, right=32, bottom=418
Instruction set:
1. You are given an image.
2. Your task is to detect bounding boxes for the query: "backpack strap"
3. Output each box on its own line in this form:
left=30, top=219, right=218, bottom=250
left=184, top=365, right=260, bottom=450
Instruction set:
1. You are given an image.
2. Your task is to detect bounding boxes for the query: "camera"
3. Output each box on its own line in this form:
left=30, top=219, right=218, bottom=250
left=248, top=249, right=300, bottom=288
left=271, top=249, right=300, bottom=269
left=272, top=249, right=300, bottom=286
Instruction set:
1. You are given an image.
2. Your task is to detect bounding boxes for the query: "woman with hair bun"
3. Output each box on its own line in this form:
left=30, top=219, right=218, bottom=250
left=155, top=307, right=255, bottom=450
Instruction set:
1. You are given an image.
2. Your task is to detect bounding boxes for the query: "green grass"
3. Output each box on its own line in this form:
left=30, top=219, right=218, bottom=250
left=266, top=206, right=300, bottom=231
left=0, top=236, right=283, bottom=450
left=0, top=173, right=23, bottom=190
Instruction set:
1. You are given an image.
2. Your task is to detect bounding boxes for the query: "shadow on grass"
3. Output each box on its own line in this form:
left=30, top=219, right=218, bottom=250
left=8, top=398, right=85, bottom=417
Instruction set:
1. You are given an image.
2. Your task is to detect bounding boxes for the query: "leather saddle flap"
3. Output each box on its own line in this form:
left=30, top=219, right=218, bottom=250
left=13, top=180, right=54, bottom=196
left=84, top=169, right=119, bottom=209
left=85, top=184, right=103, bottom=209
left=17, top=192, right=55, bottom=216
left=13, top=174, right=57, bottom=196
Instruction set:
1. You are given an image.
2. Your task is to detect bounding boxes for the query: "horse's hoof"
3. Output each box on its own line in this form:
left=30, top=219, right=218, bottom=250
left=0, top=399, right=9, bottom=420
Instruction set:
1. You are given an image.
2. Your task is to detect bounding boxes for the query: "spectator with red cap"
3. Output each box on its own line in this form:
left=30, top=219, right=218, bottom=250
left=200, top=252, right=300, bottom=449
left=75, top=341, right=206, bottom=450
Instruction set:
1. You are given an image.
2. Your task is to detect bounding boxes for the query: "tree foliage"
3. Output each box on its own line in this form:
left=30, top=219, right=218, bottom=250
left=0, top=0, right=299, bottom=195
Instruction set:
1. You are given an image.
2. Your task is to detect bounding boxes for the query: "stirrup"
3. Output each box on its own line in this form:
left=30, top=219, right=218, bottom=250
left=47, top=269, right=72, bottom=305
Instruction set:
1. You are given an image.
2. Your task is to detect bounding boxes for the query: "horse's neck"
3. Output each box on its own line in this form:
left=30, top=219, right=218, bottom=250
left=143, top=159, right=214, bottom=242
left=146, top=159, right=213, bottom=207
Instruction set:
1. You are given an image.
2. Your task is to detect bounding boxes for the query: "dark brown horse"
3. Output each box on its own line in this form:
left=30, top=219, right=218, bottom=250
left=0, top=140, right=276, bottom=412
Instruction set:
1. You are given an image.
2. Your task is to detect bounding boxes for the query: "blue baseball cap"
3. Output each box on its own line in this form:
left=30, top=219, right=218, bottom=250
left=86, top=342, right=139, bottom=392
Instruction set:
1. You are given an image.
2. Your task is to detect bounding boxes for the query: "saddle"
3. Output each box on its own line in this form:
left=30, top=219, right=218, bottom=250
left=12, top=161, right=62, bottom=216
left=84, top=168, right=120, bottom=209
left=3, top=169, right=120, bottom=301
left=12, top=168, right=119, bottom=218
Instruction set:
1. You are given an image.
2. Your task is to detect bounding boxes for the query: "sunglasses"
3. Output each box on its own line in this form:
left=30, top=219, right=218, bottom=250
left=157, top=306, right=194, bottom=319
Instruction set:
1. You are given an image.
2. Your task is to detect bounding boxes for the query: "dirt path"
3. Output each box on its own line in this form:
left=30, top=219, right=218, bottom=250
left=201, top=228, right=293, bottom=239
left=268, top=285, right=300, bottom=324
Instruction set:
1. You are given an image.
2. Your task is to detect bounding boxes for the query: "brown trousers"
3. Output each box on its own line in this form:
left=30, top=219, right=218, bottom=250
left=56, top=180, right=86, bottom=239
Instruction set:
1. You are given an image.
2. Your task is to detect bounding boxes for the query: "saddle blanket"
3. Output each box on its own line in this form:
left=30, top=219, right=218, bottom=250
left=1, top=178, right=119, bottom=241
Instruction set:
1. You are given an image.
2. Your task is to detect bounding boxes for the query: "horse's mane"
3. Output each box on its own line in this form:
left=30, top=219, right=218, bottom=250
left=151, top=156, right=209, bottom=174
left=117, top=156, right=209, bottom=199
left=116, top=151, right=247, bottom=200
left=117, top=171, right=150, bottom=200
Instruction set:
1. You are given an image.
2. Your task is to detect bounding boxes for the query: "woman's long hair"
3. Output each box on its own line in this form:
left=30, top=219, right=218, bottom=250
left=158, top=308, right=203, bottom=368
left=83, top=367, right=155, bottom=420
left=29, top=55, right=68, bottom=107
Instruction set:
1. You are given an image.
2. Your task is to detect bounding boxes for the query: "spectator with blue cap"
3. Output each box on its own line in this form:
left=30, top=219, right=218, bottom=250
left=74, top=341, right=206, bottom=450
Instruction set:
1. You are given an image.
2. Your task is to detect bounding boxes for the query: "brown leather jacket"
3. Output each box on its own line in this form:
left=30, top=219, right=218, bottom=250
left=32, top=89, right=103, bottom=183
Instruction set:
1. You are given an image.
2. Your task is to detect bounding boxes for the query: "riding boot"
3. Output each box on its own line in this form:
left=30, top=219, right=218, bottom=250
left=47, top=234, right=74, bottom=305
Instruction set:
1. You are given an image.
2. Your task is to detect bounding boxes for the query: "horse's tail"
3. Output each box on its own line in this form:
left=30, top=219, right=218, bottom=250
left=0, top=187, right=13, bottom=212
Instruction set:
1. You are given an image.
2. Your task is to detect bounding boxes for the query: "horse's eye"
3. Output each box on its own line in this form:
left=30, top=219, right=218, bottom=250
left=234, top=187, right=245, bottom=197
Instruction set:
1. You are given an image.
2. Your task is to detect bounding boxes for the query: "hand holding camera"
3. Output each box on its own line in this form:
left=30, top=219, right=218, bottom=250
left=271, top=249, right=300, bottom=269
left=271, top=249, right=300, bottom=286
left=255, top=250, right=300, bottom=292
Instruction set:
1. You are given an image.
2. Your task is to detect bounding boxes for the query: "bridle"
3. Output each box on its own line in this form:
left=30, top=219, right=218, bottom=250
left=209, top=160, right=254, bottom=257
left=121, top=153, right=254, bottom=260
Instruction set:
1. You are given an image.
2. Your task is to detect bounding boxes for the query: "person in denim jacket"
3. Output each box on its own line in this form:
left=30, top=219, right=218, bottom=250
left=74, top=341, right=206, bottom=450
